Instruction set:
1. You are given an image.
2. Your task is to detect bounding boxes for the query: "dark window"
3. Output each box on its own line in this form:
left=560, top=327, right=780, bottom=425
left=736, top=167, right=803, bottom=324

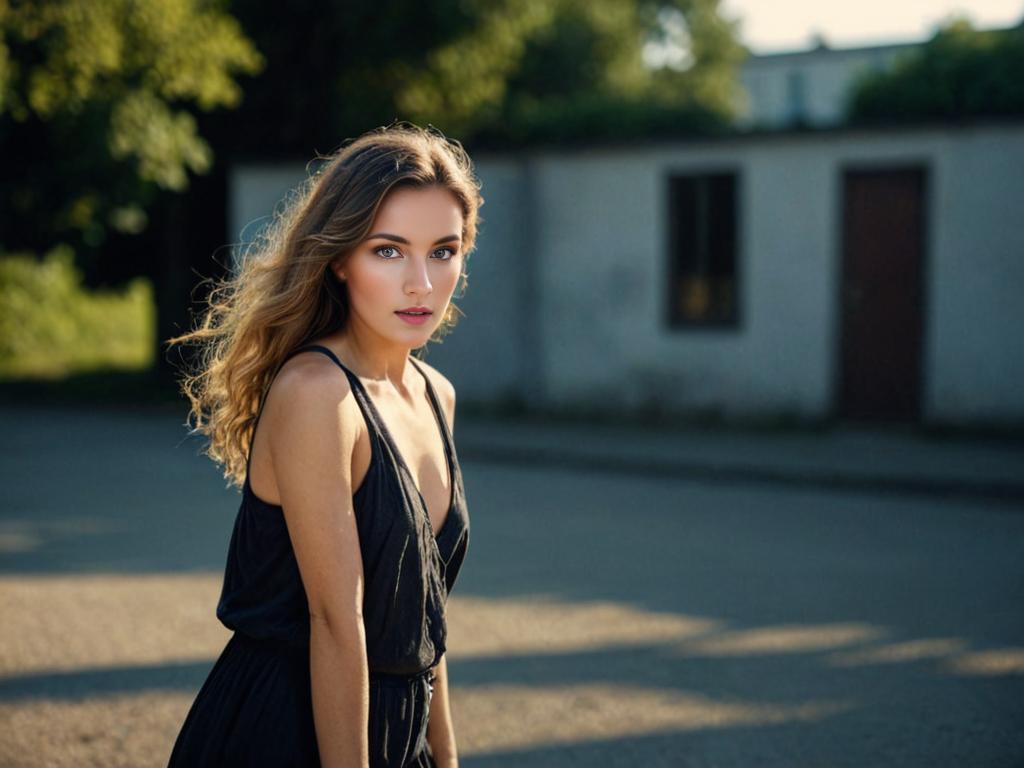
left=666, top=172, right=739, bottom=328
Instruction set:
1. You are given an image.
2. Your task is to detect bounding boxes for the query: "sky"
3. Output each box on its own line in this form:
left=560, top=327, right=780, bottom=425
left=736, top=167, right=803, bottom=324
left=718, top=0, right=1024, bottom=53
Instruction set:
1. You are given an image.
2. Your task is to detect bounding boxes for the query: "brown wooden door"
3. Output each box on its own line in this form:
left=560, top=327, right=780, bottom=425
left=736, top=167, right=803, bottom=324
left=839, top=167, right=927, bottom=422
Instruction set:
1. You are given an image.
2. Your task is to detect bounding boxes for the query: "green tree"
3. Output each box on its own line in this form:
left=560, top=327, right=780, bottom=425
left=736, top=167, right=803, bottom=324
left=846, top=16, right=1024, bottom=123
left=0, top=0, right=262, bottom=268
left=386, top=0, right=746, bottom=143
left=214, top=0, right=743, bottom=153
left=212, top=0, right=555, bottom=155
left=478, top=0, right=745, bottom=143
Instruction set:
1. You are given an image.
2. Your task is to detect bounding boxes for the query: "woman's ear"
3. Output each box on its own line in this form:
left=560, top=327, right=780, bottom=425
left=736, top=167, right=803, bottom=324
left=330, top=259, right=346, bottom=282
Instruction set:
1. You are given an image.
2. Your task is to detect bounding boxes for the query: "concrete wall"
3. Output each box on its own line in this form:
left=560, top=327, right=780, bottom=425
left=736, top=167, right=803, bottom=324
left=472, top=124, right=1024, bottom=424
left=506, top=139, right=838, bottom=419
left=227, top=163, right=315, bottom=263
left=927, top=126, right=1024, bottom=424
left=228, top=122, right=1024, bottom=426
left=423, top=160, right=534, bottom=404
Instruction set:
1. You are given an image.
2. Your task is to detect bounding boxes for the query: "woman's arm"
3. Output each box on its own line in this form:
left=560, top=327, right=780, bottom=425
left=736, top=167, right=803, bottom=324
left=266, top=360, right=369, bottom=768
left=426, top=653, right=458, bottom=767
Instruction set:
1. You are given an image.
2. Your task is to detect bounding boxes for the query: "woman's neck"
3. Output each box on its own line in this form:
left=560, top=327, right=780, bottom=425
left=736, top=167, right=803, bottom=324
left=328, top=327, right=414, bottom=387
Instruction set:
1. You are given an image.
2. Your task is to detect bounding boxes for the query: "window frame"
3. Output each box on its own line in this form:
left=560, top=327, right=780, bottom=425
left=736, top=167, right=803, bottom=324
left=664, top=167, right=743, bottom=330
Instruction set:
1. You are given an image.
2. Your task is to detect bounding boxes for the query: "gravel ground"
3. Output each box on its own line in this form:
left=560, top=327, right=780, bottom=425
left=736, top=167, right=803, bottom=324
left=2, top=572, right=1022, bottom=766
left=1, top=406, right=1023, bottom=767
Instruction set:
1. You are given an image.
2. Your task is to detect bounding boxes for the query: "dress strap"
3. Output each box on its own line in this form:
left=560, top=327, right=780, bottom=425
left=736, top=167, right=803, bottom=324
left=408, top=357, right=455, bottom=451
left=289, top=344, right=360, bottom=386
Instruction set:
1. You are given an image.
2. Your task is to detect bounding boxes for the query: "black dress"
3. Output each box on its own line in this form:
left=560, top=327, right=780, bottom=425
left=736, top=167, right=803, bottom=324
left=168, top=344, right=470, bottom=768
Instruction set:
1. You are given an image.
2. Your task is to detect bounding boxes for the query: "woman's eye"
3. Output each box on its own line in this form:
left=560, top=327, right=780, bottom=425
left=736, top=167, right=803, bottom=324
left=374, top=245, right=455, bottom=260
left=374, top=245, right=400, bottom=259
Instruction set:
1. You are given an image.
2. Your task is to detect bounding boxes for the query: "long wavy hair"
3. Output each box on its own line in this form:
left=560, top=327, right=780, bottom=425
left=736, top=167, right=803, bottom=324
left=167, top=123, right=484, bottom=489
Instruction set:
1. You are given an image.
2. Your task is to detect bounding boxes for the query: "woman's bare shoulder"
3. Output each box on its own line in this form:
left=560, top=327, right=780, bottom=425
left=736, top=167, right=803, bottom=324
left=268, top=351, right=354, bottom=406
left=262, top=351, right=360, bottom=450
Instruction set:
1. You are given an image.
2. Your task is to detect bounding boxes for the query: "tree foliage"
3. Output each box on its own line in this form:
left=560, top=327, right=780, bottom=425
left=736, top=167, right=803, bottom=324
left=0, top=0, right=262, bottom=260
left=847, top=17, right=1024, bottom=123
left=479, top=0, right=746, bottom=144
left=214, top=0, right=744, bottom=154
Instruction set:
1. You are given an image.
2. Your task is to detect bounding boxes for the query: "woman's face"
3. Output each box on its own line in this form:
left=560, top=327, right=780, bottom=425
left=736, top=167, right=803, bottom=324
left=332, top=184, right=465, bottom=349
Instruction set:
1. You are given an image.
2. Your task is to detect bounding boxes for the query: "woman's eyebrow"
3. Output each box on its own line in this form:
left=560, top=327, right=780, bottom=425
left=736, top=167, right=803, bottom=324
left=365, top=232, right=461, bottom=245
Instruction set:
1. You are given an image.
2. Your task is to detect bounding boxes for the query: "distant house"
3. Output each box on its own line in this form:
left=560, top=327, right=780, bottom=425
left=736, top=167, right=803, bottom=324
left=735, top=36, right=922, bottom=129
left=230, top=33, right=1024, bottom=430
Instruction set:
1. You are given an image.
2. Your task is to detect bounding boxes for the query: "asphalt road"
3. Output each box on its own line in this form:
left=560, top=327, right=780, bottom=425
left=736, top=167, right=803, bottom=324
left=1, top=405, right=1022, bottom=767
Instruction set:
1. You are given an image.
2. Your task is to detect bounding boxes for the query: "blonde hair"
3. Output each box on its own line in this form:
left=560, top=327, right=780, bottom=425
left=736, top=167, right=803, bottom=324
left=167, top=123, right=484, bottom=488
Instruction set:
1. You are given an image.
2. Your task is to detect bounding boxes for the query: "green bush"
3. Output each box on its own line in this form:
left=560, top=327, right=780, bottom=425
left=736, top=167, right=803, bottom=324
left=847, top=19, right=1024, bottom=123
left=0, top=246, right=155, bottom=379
left=472, top=93, right=732, bottom=147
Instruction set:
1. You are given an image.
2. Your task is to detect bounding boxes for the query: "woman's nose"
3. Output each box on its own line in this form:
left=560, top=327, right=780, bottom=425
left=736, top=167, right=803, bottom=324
left=404, top=256, right=432, bottom=295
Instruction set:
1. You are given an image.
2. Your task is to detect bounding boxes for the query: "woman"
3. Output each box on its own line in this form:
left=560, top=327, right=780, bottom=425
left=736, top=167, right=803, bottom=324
left=166, top=123, right=483, bottom=767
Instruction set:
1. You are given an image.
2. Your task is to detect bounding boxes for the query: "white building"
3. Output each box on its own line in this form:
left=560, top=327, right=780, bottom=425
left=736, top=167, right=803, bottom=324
left=736, top=38, right=919, bottom=129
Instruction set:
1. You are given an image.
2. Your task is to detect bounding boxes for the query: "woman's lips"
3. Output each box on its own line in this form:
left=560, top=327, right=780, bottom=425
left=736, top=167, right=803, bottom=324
left=395, top=310, right=432, bottom=326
